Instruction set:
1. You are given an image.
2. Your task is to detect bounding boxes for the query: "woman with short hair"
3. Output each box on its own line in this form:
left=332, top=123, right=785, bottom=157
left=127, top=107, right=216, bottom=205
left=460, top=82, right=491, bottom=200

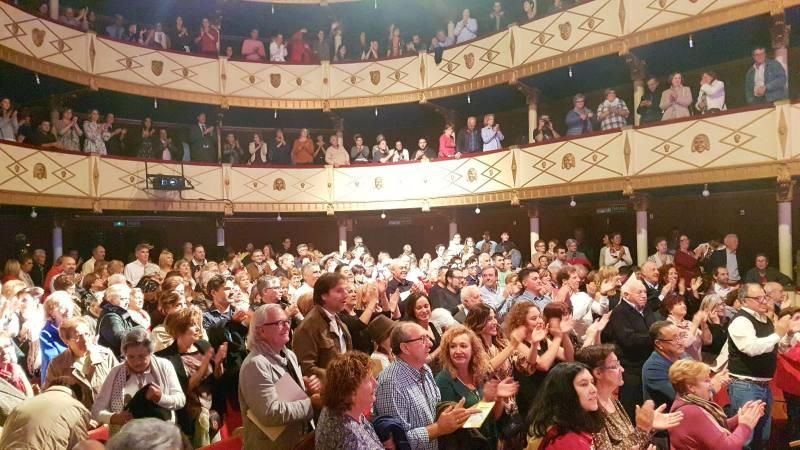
left=150, top=291, right=187, bottom=352
left=97, top=284, right=137, bottom=359
left=661, top=294, right=710, bottom=361
left=40, top=291, right=74, bottom=384
left=698, top=294, right=728, bottom=363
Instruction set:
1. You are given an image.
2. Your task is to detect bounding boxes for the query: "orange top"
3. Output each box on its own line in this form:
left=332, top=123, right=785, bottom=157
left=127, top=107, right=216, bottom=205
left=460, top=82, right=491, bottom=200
left=292, top=138, right=314, bottom=164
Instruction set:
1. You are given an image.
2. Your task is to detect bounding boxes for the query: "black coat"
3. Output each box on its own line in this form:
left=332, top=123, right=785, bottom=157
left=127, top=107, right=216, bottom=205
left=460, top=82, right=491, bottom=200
left=189, top=124, right=216, bottom=162
left=604, top=301, right=658, bottom=373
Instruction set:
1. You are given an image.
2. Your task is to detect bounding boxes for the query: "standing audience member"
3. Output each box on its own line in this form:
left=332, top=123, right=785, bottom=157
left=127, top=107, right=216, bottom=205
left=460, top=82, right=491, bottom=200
left=56, top=108, right=83, bottom=151
left=195, top=18, right=220, bottom=55
left=241, top=29, right=266, bottom=62
left=97, top=284, right=137, bottom=359
left=457, top=116, right=482, bottom=154
left=83, top=109, right=107, bottom=155
left=269, top=34, right=288, bottom=62
left=438, top=124, right=458, bottom=158
left=454, top=9, right=478, bottom=43
left=659, top=72, right=692, bottom=121
left=189, top=113, right=216, bottom=163
left=39, top=291, right=74, bottom=384
left=565, top=94, right=594, bottom=137
left=0, top=98, right=18, bottom=142
left=533, top=115, right=561, bottom=142
left=638, top=77, right=663, bottom=124
left=775, top=307, right=800, bottom=444
left=291, top=128, right=314, bottom=165
left=696, top=70, right=726, bottom=114
left=481, top=114, right=505, bottom=151
left=745, top=47, right=788, bottom=104
left=596, top=89, right=630, bottom=131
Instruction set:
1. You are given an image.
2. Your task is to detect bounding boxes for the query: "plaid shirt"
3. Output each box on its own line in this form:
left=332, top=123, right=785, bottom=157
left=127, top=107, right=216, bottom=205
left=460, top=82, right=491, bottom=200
left=596, top=99, right=629, bottom=131
left=374, top=358, right=440, bottom=450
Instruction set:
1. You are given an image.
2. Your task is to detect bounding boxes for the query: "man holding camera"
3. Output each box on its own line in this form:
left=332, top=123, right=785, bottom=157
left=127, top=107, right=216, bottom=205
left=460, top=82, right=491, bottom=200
left=533, top=115, right=561, bottom=143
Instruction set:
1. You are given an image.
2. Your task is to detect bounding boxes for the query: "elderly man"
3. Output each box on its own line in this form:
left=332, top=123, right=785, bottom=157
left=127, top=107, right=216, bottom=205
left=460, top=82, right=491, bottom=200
left=745, top=46, right=788, bottom=105
left=386, top=259, right=413, bottom=300
left=499, top=268, right=551, bottom=319
left=105, top=418, right=184, bottom=450
left=639, top=261, right=665, bottom=314
left=453, top=9, right=477, bottom=43
left=123, top=244, right=159, bottom=286
left=745, top=253, right=793, bottom=288
left=710, top=233, right=741, bottom=285
left=190, top=244, right=207, bottom=277
left=452, top=285, right=482, bottom=323
left=81, top=245, right=106, bottom=276
left=479, top=266, right=504, bottom=311
left=239, top=304, right=321, bottom=450
left=97, top=284, right=137, bottom=358
left=605, top=279, right=658, bottom=418
left=31, top=248, right=47, bottom=287
left=291, top=262, right=321, bottom=302
left=47, top=255, right=80, bottom=294
left=375, top=322, right=477, bottom=450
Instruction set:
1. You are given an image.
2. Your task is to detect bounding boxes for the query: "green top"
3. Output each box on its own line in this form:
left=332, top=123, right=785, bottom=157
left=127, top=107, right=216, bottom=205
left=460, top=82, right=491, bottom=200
left=435, top=370, right=498, bottom=448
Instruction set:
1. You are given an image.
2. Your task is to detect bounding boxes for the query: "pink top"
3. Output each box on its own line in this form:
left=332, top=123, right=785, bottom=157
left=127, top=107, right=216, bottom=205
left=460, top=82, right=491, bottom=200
left=542, top=431, right=593, bottom=450
left=241, top=39, right=266, bottom=61
left=438, top=133, right=456, bottom=158
left=668, top=397, right=752, bottom=450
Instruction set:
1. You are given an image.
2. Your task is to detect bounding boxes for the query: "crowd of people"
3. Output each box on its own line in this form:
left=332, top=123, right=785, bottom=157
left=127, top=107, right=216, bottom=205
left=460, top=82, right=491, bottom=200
left=0, top=224, right=798, bottom=450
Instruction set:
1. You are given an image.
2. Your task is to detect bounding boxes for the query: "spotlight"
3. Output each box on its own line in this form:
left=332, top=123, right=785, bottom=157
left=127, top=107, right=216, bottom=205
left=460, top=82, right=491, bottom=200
left=467, top=94, right=471, bottom=104
left=475, top=206, right=481, bottom=215
left=380, top=211, right=386, bottom=219
left=374, top=107, right=379, bottom=117
left=701, top=184, right=710, bottom=197
left=271, top=4, right=275, bottom=14
left=274, top=110, right=278, bottom=119
left=34, top=73, right=41, bottom=85
left=30, top=207, right=37, bottom=219
left=569, top=196, right=576, bottom=207
left=568, top=66, right=573, bottom=78
left=277, top=213, right=282, bottom=221
left=153, top=98, right=158, bottom=109
left=688, top=34, right=694, bottom=48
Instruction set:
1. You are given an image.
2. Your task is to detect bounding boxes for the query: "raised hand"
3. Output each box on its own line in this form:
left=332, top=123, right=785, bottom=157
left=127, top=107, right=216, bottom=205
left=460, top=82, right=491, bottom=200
left=651, top=403, right=683, bottom=430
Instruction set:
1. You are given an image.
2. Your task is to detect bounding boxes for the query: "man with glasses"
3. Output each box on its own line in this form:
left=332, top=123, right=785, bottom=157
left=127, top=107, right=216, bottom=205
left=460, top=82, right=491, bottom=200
left=375, top=322, right=477, bottom=450
left=642, top=321, right=685, bottom=410
left=239, top=304, right=321, bottom=449
left=245, top=249, right=269, bottom=282
left=726, top=283, right=796, bottom=449
left=745, top=46, right=787, bottom=105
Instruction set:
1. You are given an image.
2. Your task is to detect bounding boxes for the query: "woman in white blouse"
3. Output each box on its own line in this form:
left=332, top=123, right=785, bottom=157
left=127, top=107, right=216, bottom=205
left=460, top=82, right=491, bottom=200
left=696, top=70, right=726, bottom=114
left=598, top=232, right=633, bottom=268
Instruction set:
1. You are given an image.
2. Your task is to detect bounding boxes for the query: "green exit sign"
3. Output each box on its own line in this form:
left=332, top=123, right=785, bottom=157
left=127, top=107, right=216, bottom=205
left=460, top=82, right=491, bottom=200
left=112, top=221, right=126, bottom=228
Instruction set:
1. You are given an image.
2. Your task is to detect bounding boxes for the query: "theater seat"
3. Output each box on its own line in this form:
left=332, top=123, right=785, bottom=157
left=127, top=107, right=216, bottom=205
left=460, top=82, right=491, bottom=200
left=87, top=426, right=109, bottom=442
left=199, top=435, right=242, bottom=450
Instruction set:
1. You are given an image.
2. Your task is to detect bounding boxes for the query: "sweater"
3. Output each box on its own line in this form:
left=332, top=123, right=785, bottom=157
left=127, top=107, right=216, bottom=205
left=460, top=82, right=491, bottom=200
left=668, top=397, right=751, bottom=450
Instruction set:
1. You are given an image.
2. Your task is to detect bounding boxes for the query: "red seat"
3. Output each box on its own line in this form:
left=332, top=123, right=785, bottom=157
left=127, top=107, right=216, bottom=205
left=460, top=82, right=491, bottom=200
left=87, top=426, right=109, bottom=442
left=199, top=435, right=242, bottom=450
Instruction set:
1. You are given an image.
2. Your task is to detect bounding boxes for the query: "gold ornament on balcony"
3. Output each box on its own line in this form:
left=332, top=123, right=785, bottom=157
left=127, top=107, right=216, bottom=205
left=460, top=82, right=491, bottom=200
left=562, top=153, right=576, bottom=170
left=33, top=163, right=46, bottom=180
left=370, top=70, right=381, bottom=85
left=273, top=178, right=286, bottom=191
left=270, top=74, right=281, bottom=88
left=125, top=58, right=133, bottom=69
left=467, top=168, right=478, bottom=183
left=691, top=134, right=710, bottom=153
left=559, top=22, right=572, bottom=40
left=374, top=177, right=384, bottom=190
left=464, top=53, right=475, bottom=69
left=32, top=28, right=44, bottom=46
left=151, top=61, right=163, bottom=76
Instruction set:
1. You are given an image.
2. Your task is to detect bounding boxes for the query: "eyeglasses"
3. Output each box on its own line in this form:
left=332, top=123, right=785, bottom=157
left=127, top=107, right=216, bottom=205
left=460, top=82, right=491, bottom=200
left=656, top=338, right=680, bottom=344
left=746, top=295, right=769, bottom=303
left=69, top=331, right=92, bottom=341
left=403, top=335, right=433, bottom=345
left=261, top=320, right=291, bottom=328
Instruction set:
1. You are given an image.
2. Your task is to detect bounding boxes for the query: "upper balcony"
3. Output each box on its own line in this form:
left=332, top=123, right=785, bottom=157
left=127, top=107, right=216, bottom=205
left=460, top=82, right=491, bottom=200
left=0, top=0, right=783, bottom=110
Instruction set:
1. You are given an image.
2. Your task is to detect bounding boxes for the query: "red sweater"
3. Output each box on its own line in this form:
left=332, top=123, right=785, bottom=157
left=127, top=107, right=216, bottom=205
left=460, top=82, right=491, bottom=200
left=668, top=397, right=752, bottom=450
left=438, top=133, right=456, bottom=158
left=776, top=342, right=800, bottom=396
left=540, top=430, right=593, bottom=450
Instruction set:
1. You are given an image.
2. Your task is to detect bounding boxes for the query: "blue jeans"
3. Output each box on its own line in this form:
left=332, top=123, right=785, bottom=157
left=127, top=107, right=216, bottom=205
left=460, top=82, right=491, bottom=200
left=786, top=393, right=800, bottom=443
left=728, top=379, right=773, bottom=450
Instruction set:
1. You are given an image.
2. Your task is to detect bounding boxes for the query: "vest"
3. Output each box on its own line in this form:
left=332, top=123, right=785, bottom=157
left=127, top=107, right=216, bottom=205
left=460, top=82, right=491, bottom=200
left=727, top=309, right=777, bottom=379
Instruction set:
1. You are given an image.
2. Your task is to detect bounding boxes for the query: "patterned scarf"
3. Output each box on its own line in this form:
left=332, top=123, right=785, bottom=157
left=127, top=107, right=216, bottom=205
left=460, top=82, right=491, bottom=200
left=109, top=364, right=130, bottom=413
left=680, top=393, right=727, bottom=428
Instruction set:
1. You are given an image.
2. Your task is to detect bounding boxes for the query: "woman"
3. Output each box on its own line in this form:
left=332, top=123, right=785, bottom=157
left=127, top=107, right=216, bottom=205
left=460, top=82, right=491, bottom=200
left=660, top=72, right=692, bottom=121
left=598, top=232, right=632, bottom=268
left=17, top=256, right=34, bottom=288
left=662, top=295, right=710, bottom=361
left=0, top=331, right=32, bottom=428
left=97, top=284, right=136, bottom=359
left=527, top=362, right=603, bottom=449
left=128, top=287, right=151, bottom=330
left=39, top=291, right=74, bottom=384
left=699, top=294, right=728, bottom=364
left=158, top=250, right=174, bottom=279
left=0, top=97, right=18, bottom=141
left=674, top=235, right=701, bottom=287
left=522, top=0, right=537, bottom=21
left=136, top=117, right=156, bottom=159
left=270, top=129, right=290, bottom=165
left=316, top=352, right=382, bottom=449
left=532, top=240, right=548, bottom=268
left=437, top=326, right=519, bottom=448
left=92, top=328, right=185, bottom=432
left=565, top=94, right=594, bottom=137
left=156, top=308, right=226, bottom=447
left=83, top=109, right=106, bottom=155
left=366, top=315, right=395, bottom=374
left=151, top=291, right=190, bottom=352
left=668, top=359, right=763, bottom=449
left=291, top=128, right=314, bottom=165
left=403, top=293, right=442, bottom=366
left=339, top=283, right=377, bottom=354
left=2, top=259, right=22, bottom=283
left=696, top=70, right=726, bottom=114
left=334, top=43, right=348, bottom=62
left=503, top=302, right=561, bottom=417
left=170, top=16, right=192, bottom=52
left=222, top=133, right=244, bottom=164
left=174, top=259, right=197, bottom=294
left=313, top=134, right=327, bottom=165
left=438, top=123, right=457, bottom=158
left=576, top=344, right=683, bottom=449
left=56, top=108, right=83, bottom=151
left=647, top=236, right=674, bottom=269
left=386, top=25, right=403, bottom=58
left=248, top=133, right=268, bottom=165
left=44, top=317, right=117, bottom=409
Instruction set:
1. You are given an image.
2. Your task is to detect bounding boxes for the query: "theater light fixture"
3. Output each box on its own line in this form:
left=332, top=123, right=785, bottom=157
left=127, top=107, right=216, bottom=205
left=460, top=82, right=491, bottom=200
left=30, top=207, right=37, bottom=219
left=374, top=0, right=378, bottom=8
left=467, top=94, right=471, bottom=104
left=701, top=184, right=710, bottom=197
left=274, top=110, right=278, bottom=119
left=277, top=213, right=282, bottom=221
left=380, top=211, right=386, bottom=219
left=271, top=4, right=275, bottom=14
left=688, top=34, right=694, bottom=48
left=374, top=107, right=379, bottom=117
left=34, top=73, right=40, bottom=85
left=569, top=196, right=576, bottom=207
left=475, top=205, right=481, bottom=215
left=153, top=98, right=158, bottom=109
left=568, top=66, right=573, bottom=78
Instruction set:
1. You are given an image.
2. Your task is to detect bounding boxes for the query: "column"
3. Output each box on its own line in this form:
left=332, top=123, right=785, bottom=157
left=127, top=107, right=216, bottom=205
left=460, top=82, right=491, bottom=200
left=52, top=222, right=63, bottom=260
left=49, top=0, right=59, bottom=20
left=216, top=221, right=225, bottom=247
left=337, top=218, right=348, bottom=255
left=528, top=203, right=540, bottom=261
left=776, top=176, right=794, bottom=278
left=448, top=212, right=458, bottom=240
left=632, top=78, right=645, bottom=126
left=622, top=51, right=647, bottom=126
left=770, top=12, right=790, bottom=88
left=216, top=111, right=223, bottom=163
left=527, top=98, right=538, bottom=144
left=631, top=194, right=649, bottom=266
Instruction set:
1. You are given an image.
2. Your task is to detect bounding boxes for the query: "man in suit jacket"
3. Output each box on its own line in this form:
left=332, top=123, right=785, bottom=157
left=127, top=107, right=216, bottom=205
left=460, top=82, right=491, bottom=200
left=239, top=304, right=321, bottom=450
left=709, top=233, right=742, bottom=285
left=452, top=285, right=483, bottom=324
left=639, top=261, right=664, bottom=315
left=604, top=279, right=658, bottom=419
left=189, top=112, right=216, bottom=162
left=292, top=273, right=352, bottom=382
left=745, top=47, right=788, bottom=105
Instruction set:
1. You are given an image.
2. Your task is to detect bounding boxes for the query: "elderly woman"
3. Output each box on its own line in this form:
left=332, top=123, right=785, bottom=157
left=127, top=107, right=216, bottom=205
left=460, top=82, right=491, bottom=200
left=151, top=291, right=187, bottom=352
left=97, top=284, right=138, bottom=359
left=44, top=317, right=117, bottom=410
left=156, top=307, right=226, bottom=447
left=0, top=331, right=33, bottom=399
left=92, top=328, right=185, bottom=432
left=128, top=288, right=151, bottom=330
left=315, top=352, right=383, bottom=449
left=40, top=291, right=75, bottom=384
left=437, top=325, right=519, bottom=448
left=661, top=294, right=710, bottom=361
left=668, top=359, right=763, bottom=449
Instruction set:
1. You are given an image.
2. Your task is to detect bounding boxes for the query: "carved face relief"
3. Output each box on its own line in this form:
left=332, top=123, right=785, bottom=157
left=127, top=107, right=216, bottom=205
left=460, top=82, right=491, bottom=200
left=467, top=168, right=478, bottom=183
left=32, top=163, right=47, bottom=180
left=562, top=153, right=576, bottom=170
left=374, top=177, right=384, bottom=190
left=559, top=22, right=572, bottom=40
left=691, top=134, right=710, bottom=153
left=370, top=70, right=381, bottom=85
left=273, top=178, right=286, bottom=191
left=270, top=73, right=281, bottom=88
left=151, top=60, right=164, bottom=76
left=463, top=53, right=475, bottom=69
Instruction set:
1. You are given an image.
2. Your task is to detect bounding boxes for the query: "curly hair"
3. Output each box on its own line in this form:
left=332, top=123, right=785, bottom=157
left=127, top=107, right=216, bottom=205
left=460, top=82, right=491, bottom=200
left=528, top=362, right=604, bottom=438
left=575, top=343, right=617, bottom=370
left=323, top=351, right=372, bottom=413
left=439, top=325, right=492, bottom=385
left=503, top=302, right=538, bottom=336
left=658, top=263, right=678, bottom=286
left=464, top=303, right=506, bottom=351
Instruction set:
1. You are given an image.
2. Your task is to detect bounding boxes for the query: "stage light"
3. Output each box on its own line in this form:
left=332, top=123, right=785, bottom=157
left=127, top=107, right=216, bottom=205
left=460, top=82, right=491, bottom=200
left=688, top=34, right=694, bottom=48
left=380, top=211, right=386, bottom=219
left=34, top=73, right=40, bottom=85
left=274, top=110, right=278, bottom=119
left=475, top=205, right=481, bottom=214
left=153, top=98, right=158, bottom=109
left=568, top=66, right=573, bottom=78
left=374, top=107, right=379, bottom=117
left=467, top=94, right=471, bottom=104
left=271, top=4, right=275, bottom=14
left=569, top=196, right=576, bottom=207
left=30, top=207, right=37, bottom=219
left=702, top=184, right=710, bottom=197
left=277, top=213, right=282, bottom=221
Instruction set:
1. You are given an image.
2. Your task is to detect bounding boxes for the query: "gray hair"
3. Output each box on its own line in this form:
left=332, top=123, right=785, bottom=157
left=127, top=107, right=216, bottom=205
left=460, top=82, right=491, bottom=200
left=390, top=321, right=417, bottom=355
left=105, top=418, right=184, bottom=450
left=565, top=238, right=578, bottom=247
left=460, top=285, right=481, bottom=302
left=120, top=327, right=153, bottom=355
left=105, top=284, right=131, bottom=306
left=573, top=93, right=586, bottom=104
left=247, top=304, right=284, bottom=349
left=106, top=274, right=127, bottom=287
left=699, top=294, right=723, bottom=315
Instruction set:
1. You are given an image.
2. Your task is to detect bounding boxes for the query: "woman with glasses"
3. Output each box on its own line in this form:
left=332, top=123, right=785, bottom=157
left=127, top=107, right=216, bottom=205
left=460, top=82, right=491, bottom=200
left=661, top=294, right=710, bottom=361
left=576, top=344, right=683, bottom=449
left=97, top=284, right=137, bottom=359
left=39, top=291, right=75, bottom=384
left=44, top=317, right=117, bottom=410
left=699, top=294, right=729, bottom=364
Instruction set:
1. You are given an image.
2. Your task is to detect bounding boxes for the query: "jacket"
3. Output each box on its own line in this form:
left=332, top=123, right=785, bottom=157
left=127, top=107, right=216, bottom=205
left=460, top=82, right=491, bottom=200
left=744, top=266, right=793, bottom=287
left=604, top=300, right=657, bottom=372
left=745, top=59, right=788, bottom=104
left=97, top=303, right=139, bottom=358
left=292, top=305, right=352, bottom=382
left=44, top=345, right=118, bottom=410
left=239, top=343, right=314, bottom=450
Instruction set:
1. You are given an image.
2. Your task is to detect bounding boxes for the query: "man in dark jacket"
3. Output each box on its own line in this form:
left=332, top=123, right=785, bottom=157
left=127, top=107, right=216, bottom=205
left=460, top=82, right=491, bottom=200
left=456, top=116, right=482, bottom=154
left=637, top=77, right=663, bottom=124
left=189, top=113, right=216, bottom=162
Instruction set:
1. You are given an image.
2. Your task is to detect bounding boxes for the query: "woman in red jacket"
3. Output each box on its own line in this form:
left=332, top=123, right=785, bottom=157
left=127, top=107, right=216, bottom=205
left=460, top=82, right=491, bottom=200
left=438, top=123, right=457, bottom=159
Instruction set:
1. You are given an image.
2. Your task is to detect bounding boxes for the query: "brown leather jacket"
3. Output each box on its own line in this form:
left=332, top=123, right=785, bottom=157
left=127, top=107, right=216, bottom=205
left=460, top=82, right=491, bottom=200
left=292, top=305, right=352, bottom=382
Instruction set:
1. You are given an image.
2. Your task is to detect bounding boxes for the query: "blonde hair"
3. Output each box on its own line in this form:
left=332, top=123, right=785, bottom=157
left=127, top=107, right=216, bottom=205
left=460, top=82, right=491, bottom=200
left=158, top=250, right=173, bottom=269
left=699, top=294, right=724, bottom=318
left=58, top=316, right=92, bottom=342
left=355, top=283, right=378, bottom=310
left=44, top=291, right=73, bottom=320
left=297, top=292, right=314, bottom=316
left=1, top=280, right=26, bottom=300
left=668, top=359, right=710, bottom=394
left=439, top=325, right=492, bottom=385
left=3, top=259, right=21, bottom=277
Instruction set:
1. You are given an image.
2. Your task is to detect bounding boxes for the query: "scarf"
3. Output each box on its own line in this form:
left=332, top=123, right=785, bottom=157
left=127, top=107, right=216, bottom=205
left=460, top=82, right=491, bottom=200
left=680, top=393, right=727, bottom=428
left=0, top=363, right=25, bottom=393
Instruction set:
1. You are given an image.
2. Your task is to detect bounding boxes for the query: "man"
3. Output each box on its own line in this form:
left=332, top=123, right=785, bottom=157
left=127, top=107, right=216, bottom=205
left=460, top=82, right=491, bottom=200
left=605, top=279, right=658, bottom=419
left=493, top=252, right=511, bottom=287
left=430, top=245, right=447, bottom=272
left=280, top=237, right=293, bottom=255
left=464, top=258, right=480, bottom=286
left=417, top=137, right=438, bottom=161
left=429, top=268, right=463, bottom=311
left=453, top=285, right=482, bottom=323
left=28, top=120, right=57, bottom=147
left=475, top=231, right=498, bottom=255
left=105, top=14, right=125, bottom=39
left=712, top=266, right=734, bottom=298
left=764, top=281, right=790, bottom=315
left=31, top=248, right=47, bottom=287
left=453, top=8, right=478, bottom=43
left=488, top=1, right=507, bottom=32
left=269, top=34, right=287, bottom=62
left=296, top=243, right=311, bottom=267
left=291, top=262, right=321, bottom=302
left=102, top=113, right=126, bottom=156
left=637, top=77, right=663, bottom=124
left=293, top=273, right=352, bottom=381
left=239, top=304, right=321, bottom=449
left=324, top=134, right=349, bottom=166
left=456, top=117, right=482, bottom=154
left=710, top=234, right=741, bottom=285
left=123, top=244, right=158, bottom=286
left=190, top=245, right=207, bottom=278
left=273, top=253, right=295, bottom=279
left=81, top=245, right=106, bottom=276
left=479, top=266, right=504, bottom=311
left=350, top=134, right=370, bottom=163
left=532, top=114, right=561, bottom=143
left=745, top=47, right=788, bottom=105
left=481, top=114, right=504, bottom=151
left=642, top=321, right=686, bottom=409
left=745, top=253, right=793, bottom=287
left=386, top=259, right=413, bottom=301
left=375, top=322, right=477, bottom=450
left=499, top=268, right=551, bottom=318
left=0, top=376, right=90, bottom=450
left=189, top=112, right=216, bottom=162
left=565, top=238, right=588, bottom=262
left=477, top=253, right=492, bottom=270
left=596, top=88, right=630, bottom=131
left=429, top=30, right=454, bottom=51
left=202, top=275, right=247, bottom=332
left=547, top=245, right=569, bottom=275
left=245, top=249, right=270, bottom=282
left=727, top=283, right=797, bottom=449
left=639, top=261, right=665, bottom=314
left=48, top=255, right=80, bottom=294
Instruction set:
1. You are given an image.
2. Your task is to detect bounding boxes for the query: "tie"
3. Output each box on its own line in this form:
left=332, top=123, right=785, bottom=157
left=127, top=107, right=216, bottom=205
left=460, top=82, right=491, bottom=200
left=200, top=124, right=206, bottom=134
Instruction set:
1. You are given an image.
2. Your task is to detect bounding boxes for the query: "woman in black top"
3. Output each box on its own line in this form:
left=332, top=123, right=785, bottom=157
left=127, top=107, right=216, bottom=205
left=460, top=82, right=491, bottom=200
left=269, top=128, right=290, bottom=165
left=699, top=294, right=729, bottom=364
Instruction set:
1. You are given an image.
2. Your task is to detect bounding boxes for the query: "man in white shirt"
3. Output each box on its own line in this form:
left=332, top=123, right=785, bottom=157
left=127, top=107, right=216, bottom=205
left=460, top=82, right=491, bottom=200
left=291, top=262, right=321, bottom=302
left=712, top=267, right=733, bottom=298
left=81, top=244, right=106, bottom=276
left=269, top=34, right=287, bottom=62
left=453, top=9, right=478, bottom=43
left=123, top=244, right=159, bottom=286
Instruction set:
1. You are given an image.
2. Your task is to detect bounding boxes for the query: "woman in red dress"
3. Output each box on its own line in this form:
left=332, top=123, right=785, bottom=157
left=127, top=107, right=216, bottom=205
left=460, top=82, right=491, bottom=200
left=674, top=234, right=701, bottom=287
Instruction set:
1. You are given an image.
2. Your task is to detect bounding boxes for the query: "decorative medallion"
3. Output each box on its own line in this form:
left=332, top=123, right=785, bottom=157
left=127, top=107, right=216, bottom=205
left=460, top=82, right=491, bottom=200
left=151, top=60, right=163, bottom=76
left=663, top=144, right=671, bottom=153
left=370, top=70, right=381, bottom=85
left=447, top=62, right=455, bottom=72
left=32, top=28, right=45, bottom=47
left=659, top=0, right=668, bottom=7
left=248, top=75, right=256, bottom=84
left=464, top=53, right=475, bottom=69
left=10, top=23, right=19, bottom=36
left=56, top=39, right=64, bottom=52
left=180, top=68, right=189, bottom=77
left=467, top=168, right=478, bottom=183
left=559, top=22, right=572, bottom=40
left=300, top=182, right=305, bottom=189
left=394, top=70, right=402, bottom=81
left=60, top=170, right=66, bottom=178
left=296, top=77, right=303, bottom=86
left=691, top=134, right=710, bottom=153
left=538, top=33, right=547, bottom=44
left=270, top=73, right=281, bottom=88
left=32, top=163, right=46, bottom=179
left=587, top=18, right=595, bottom=29
left=125, top=58, right=133, bottom=69
left=562, top=153, right=576, bottom=170
left=350, top=75, right=358, bottom=85
left=734, top=134, right=741, bottom=144
left=374, top=177, right=384, bottom=190
left=273, top=178, right=286, bottom=191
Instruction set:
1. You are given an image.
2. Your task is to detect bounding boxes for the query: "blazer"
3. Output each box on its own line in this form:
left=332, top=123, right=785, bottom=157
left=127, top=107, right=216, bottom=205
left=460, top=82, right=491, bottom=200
left=238, top=345, right=313, bottom=450
left=745, top=59, right=788, bottom=104
left=604, top=300, right=658, bottom=372
left=708, top=249, right=741, bottom=281
left=292, top=305, right=352, bottom=382
left=44, top=345, right=118, bottom=410
left=189, top=124, right=216, bottom=162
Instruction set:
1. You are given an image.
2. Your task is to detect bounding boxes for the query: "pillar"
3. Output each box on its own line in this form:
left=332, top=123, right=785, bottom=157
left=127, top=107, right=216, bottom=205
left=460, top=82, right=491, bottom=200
left=337, top=218, right=348, bottom=255
left=776, top=176, right=794, bottom=278
left=770, top=11, right=790, bottom=89
left=632, top=78, right=645, bottom=126
left=528, top=203, right=540, bottom=261
left=631, top=194, right=649, bottom=266
left=622, top=51, right=647, bottom=126
left=527, top=99, right=538, bottom=144
left=52, top=222, right=63, bottom=260
left=216, top=111, right=223, bottom=163
left=448, top=212, right=458, bottom=240
left=49, top=0, right=59, bottom=20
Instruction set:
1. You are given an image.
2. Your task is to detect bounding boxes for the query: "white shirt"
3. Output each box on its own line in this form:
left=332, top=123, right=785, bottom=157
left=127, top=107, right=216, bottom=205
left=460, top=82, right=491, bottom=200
left=753, top=63, right=766, bottom=91
left=647, top=252, right=674, bottom=269
left=81, top=257, right=97, bottom=276
left=697, top=79, right=726, bottom=111
left=726, top=249, right=740, bottom=282
left=453, top=18, right=478, bottom=43
left=291, top=282, right=313, bottom=303
left=727, top=307, right=780, bottom=381
left=570, top=291, right=604, bottom=338
left=124, top=260, right=159, bottom=286
left=270, top=41, right=287, bottom=62
left=321, top=307, right=347, bottom=353
left=713, top=282, right=732, bottom=298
